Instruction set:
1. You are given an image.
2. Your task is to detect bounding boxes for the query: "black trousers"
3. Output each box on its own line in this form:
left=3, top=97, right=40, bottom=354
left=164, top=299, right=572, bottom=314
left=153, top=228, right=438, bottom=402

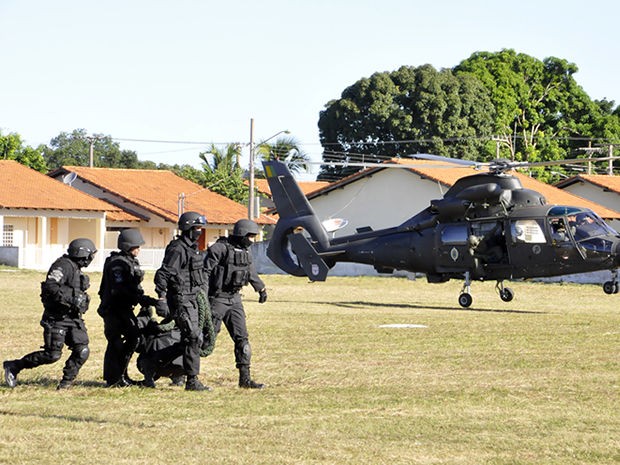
left=174, top=300, right=202, bottom=377
left=102, top=308, right=140, bottom=383
left=210, top=293, right=251, bottom=368
left=15, top=316, right=89, bottom=382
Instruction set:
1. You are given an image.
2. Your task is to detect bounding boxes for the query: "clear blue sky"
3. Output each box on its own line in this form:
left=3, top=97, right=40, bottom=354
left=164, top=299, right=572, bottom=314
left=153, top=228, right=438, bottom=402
left=1, top=0, right=618, bottom=180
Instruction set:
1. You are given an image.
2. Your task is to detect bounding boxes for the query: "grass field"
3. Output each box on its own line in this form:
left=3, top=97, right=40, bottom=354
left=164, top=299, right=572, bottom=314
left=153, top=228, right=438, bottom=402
left=0, top=268, right=618, bottom=465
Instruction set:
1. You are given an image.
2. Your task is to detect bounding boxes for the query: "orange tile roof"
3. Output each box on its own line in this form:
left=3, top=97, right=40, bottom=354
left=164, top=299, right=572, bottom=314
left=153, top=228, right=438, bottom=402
left=251, top=178, right=331, bottom=197
left=558, top=174, right=620, bottom=196
left=57, top=166, right=276, bottom=225
left=0, top=160, right=127, bottom=215
left=307, top=158, right=620, bottom=220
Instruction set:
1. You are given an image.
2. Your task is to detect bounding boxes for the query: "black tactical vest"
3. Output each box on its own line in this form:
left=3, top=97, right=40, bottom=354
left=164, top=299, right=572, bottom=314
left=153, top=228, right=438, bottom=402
left=40, top=255, right=84, bottom=315
left=210, top=239, right=252, bottom=294
left=99, top=251, right=145, bottom=307
left=169, top=238, right=206, bottom=295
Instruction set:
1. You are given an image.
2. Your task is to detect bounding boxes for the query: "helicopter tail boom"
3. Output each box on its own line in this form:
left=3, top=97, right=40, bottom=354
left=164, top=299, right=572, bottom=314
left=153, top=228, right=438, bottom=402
left=263, top=160, right=333, bottom=280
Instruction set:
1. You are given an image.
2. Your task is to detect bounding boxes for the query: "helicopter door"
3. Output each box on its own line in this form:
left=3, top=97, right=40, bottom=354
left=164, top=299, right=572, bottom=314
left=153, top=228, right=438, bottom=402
left=436, top=224, right=474, bottom=271
left=507, top=218, right=552, bottom=273
left=468, top=221, right=506, bottom=264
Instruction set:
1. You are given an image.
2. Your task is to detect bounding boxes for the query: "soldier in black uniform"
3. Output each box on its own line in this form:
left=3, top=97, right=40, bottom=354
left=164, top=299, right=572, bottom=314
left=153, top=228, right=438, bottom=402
left=204, top=219, right=267, bottom=389
left=98, top=229, right=157, bottom=387
left=153, top=211, right=209, bottom=391
left=3, top=238, right=97, bottom=389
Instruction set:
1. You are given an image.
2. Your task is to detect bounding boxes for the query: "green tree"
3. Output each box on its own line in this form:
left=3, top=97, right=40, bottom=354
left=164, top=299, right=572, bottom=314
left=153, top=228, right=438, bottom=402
left=0, top=131, right=48, bottom=172
left=453, top=49, right=620, bottom=167
left=43, top=129, right=140, bottom=169
left=197, top=144, right=247, bottom=203
left=317, top=64, right=496, bottom=180
left=255, top=135, right=309, bottom=176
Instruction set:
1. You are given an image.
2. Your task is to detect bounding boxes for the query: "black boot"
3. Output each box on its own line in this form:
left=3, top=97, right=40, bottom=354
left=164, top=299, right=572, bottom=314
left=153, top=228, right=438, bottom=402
left=139, top=370, right=156, bottom=388
left=185, top=375, right=210, bottom=391
left=57, top=378, right=74, bottom=390
left=238, top=366, right=265, bottom=389
left=106, top=376, right=132, bottom=388
left=3, top=360, right=20, bottom=388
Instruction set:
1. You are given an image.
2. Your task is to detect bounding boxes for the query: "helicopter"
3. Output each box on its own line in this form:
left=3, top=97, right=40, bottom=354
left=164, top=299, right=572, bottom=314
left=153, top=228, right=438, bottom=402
left=262, top=156, right=620, bottom=308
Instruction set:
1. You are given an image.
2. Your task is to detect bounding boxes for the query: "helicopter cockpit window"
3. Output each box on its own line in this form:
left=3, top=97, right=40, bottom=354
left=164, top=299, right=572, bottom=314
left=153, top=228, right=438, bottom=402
left=510, top=219, right=546, bottom=244
left=440, top=225, right=468, bottom=245
left=567, top=212, right=618, bottom=241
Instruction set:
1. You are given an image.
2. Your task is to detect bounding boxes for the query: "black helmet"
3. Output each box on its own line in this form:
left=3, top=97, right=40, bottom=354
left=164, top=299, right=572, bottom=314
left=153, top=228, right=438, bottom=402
left=118, top=229, right=145, bottom=252
left=68, top=238, right=97, bottom=258
left=178, top=211, right=207, bottom=231
left=233, top=219, right=259, bottom=237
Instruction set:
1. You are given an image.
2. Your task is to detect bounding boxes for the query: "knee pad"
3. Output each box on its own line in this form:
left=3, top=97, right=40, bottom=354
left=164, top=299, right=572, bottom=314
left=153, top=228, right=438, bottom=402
left=234, top=341, right=251, bottom=365
left=43, top=350, right=63, bottom=364
left=75, top=345, right=90, bottom=363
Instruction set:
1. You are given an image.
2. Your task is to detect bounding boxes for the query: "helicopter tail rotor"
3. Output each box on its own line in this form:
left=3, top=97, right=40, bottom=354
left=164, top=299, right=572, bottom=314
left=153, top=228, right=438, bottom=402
left=263, top=160, right=333, bottom=280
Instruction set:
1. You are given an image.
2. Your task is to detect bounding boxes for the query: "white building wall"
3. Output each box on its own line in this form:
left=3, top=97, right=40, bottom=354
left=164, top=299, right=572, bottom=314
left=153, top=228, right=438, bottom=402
left=309, top=169, right=446, bottom=237
left=560, top=183, right=620, bottom=231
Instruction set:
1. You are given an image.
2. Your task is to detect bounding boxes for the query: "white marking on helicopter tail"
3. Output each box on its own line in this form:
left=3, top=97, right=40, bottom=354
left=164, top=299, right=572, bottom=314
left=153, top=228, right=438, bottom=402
left=378, top=324, right=428, bottom=329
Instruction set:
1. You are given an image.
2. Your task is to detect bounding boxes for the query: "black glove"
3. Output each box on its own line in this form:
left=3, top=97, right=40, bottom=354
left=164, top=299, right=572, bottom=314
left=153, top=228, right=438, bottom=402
left=154, top=299, right=170, bottom=318
left=258, top=288, right=268, bottom=304
left=72, top=291, right=89, bottom=313
left=139, top=295, right=159, bottom=307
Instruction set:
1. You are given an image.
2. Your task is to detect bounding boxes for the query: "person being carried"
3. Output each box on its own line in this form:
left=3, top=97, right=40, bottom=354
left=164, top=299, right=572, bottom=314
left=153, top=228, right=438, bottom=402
left=204, top=219, right=267, bottom=389
left=4, top=239, right=97, bottom=389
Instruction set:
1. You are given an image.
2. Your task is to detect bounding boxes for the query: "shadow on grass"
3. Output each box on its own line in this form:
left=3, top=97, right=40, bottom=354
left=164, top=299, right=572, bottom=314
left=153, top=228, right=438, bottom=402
left=1, top=375, right=108, bottom=389
left=277, top=299, right=547, bottom=314
left=0, top=408, right=112, bottom=425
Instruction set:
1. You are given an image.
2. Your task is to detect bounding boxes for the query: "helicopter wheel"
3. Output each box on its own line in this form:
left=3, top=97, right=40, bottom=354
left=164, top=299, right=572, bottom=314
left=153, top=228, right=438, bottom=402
left=603, top=281, right=617, bottom=295
left=458, top=293, right=473, bottom=308
left=499, top=287, right=514, bottom=302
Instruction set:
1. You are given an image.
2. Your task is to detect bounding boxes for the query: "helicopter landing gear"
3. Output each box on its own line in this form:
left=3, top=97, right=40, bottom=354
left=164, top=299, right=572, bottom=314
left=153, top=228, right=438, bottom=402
left=603, top=270, right=619, bottom=294
left=496, top=281, right=514, bottom=302
left=458, top=272, right=473, bottom=308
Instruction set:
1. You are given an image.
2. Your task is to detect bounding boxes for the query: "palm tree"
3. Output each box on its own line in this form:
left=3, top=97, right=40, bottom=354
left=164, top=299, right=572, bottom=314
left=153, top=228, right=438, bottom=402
left=199, top=143, right=242, bottom=173
left=198, top=144, right=247, bottom=203
left=255, top=136, right=309, bottom=176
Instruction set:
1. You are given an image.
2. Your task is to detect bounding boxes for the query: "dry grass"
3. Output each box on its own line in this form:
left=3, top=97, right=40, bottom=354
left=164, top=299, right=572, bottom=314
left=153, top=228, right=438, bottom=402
left=0, top=268, right=618, bottom=464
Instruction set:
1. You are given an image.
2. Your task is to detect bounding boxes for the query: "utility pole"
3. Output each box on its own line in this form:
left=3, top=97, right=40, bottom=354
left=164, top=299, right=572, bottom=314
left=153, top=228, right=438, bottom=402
left=247, top=119, right=289, bottom=220
left=248, top=118, right=255, bottom=219
left=85, top=135, right=102, bottom=168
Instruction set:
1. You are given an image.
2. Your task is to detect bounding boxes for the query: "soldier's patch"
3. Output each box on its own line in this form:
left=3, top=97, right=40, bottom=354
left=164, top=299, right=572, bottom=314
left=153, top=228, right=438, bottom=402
left=47, top=268, right=64, bottom=282
left=112, top=267, right=124, bottom=283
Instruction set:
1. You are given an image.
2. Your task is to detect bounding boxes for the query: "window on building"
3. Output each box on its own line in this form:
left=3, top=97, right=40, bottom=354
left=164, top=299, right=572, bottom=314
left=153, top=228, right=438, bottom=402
left=3, top=224, right=14, bottom=246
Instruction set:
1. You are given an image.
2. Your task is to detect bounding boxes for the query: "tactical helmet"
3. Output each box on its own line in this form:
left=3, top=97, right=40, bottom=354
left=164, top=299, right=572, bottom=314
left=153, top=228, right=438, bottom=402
left=178, top=211, right=207, bottom=231
left=117, top=228, right=145, bottom=252
left=68, top=238, right=97, bottom=258
left=233, top=219, right=260, bottom=237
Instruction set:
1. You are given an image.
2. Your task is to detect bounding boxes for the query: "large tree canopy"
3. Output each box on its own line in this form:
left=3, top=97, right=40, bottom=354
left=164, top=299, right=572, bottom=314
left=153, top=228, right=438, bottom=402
left=317, top=64, right=497, bottom=180
left=43, top=128, right=142, bottom=170
left=453, top=49, right=620, bottom=166
left=318, top=51, right=620, bottom=181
